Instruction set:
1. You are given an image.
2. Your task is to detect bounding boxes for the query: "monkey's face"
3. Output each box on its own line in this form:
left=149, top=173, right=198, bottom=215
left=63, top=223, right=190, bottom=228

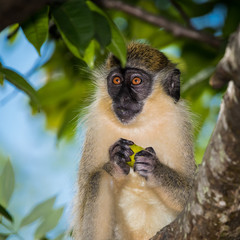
left=107, top=67, right=153, bottom=124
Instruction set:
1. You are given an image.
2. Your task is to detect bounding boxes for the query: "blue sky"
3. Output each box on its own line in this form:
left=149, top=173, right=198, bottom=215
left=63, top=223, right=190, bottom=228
left=0, top=28, right=79, bottom=239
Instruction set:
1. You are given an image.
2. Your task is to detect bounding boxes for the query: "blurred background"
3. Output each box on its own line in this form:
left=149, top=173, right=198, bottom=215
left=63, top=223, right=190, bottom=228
left=0, top=0, right=239, bottom=239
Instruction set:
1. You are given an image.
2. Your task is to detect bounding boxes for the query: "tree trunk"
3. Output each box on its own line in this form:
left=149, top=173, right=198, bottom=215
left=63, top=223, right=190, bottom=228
left=151, top=26, right=240, bottom=240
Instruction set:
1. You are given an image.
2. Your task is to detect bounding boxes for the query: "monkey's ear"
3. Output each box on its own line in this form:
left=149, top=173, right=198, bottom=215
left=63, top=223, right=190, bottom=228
left=163, top=69, right=180, bottom=102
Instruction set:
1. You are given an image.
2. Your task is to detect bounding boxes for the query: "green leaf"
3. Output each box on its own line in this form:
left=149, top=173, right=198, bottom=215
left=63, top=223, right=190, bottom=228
left=107, top=20, right=127, bottom=67
left=92, top=12, right=111, bottom=48
left=20, top=196, right=56, bottom=227
left=0, top=204, right=13, bottom=222
left=34, top=207, right=64, bottom=238
left=0, top=67, right=40, bottom=108
left=0, top=160, right=15, bottom=208
left=52, top=0, right=94, bottom=55
left=0, top=233, right=9, bottom=240
left=0, top=72, right=3, bottom=85
left=60, top=33, right=82, bottom=59
left=83, top=40, right=95, bottom=68
left=87, top=1, right=127, bottom=67
left=21, top=6, right=49, bottom=55
left=7, top=24, right=20, bottom=44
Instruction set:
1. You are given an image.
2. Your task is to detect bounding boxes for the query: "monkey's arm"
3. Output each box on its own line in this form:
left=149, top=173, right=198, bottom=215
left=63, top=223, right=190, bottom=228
left=75, top=167, right=114, bottom=240
left=74, top=138, right=133, bottom=240
left=134, top=148, right=195, bottom=211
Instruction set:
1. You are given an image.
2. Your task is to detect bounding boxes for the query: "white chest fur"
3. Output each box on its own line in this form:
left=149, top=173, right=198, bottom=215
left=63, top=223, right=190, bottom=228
left=116, top=170, right=176, bottom=240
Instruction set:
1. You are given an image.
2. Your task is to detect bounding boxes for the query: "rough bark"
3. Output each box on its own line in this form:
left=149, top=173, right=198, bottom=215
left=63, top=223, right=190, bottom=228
left=151, top=26, right=240, bottom=240
left=0, top=0, right=55, bottom=32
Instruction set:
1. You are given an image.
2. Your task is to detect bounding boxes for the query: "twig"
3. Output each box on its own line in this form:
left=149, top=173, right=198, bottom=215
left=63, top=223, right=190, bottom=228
left=170, top=0, right=193, bottom=29
left=96, top=0, right=222, bottom=48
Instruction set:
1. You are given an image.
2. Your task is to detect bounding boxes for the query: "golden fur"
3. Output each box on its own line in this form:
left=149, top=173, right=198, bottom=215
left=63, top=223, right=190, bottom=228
left=72, top=44, right=195, bottom=240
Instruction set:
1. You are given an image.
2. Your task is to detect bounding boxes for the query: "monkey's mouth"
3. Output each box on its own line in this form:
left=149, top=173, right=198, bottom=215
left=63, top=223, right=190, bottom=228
left=114, top=106, right=142, bottom=124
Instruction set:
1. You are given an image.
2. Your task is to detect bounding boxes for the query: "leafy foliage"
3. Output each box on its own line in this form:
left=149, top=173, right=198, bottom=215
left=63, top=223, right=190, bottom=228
left=0, top=160, right=14, bottom=208
left=0, top=160, right=65, bottom=239
left=52, top=0, right=95, bottom=55
left=21, top=6, right=49, bottom=55
left=0, top=67, right=40, bottom=108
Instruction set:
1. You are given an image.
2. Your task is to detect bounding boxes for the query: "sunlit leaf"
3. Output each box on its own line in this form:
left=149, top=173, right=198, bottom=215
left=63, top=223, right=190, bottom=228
left=0, top=204, right=13, bottom=222
left=52, top=0, right=94, bottom=55
left=0, top=160, right=15, bottom=208
left=83, top=40, right=96, bottom=68
left=34, top=207, right=64, bottom=238
left=87, top=1, right=127, bottom=66
left=107, top=21, right=127, bottom=67
left=0, top=67, right=40, bottom=108
left=20, top=196, right=56, bottom=227
left=21, top=6, right=49, bottom=55
left=7, top=24, right=20, bottom=43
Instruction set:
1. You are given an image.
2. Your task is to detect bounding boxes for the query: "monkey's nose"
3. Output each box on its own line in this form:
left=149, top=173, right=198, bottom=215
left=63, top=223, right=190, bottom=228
left=120, top=96, right=131, bottom=106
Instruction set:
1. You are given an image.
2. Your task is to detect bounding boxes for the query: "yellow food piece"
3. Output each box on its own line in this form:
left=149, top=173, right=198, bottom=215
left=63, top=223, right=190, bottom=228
left=127, top=144, right=144, bottom=167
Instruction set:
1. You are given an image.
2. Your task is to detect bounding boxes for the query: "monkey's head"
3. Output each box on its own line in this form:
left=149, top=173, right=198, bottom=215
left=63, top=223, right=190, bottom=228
left=104, top=42, right=180, bottom=124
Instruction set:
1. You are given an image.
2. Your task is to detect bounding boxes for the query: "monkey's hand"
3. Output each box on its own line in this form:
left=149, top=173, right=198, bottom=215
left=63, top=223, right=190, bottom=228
left=104, top=138, right=134, bottom=177
left=134, top=147, right=160, bottom=179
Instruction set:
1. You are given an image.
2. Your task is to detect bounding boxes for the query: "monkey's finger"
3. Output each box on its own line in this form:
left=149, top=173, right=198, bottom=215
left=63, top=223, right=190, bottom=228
left=134, top=161, right=155, bottom=173
left=134, top=162, right=151, bottom=175
left=135, top=150, right=152, bottom=158
left=119, top=138, right=134, bottom=145
left=111, top=144, right=133, bottom=157
left=145, top=147, right=156, bottom=155
left=122, top=150, right=134, bottom=160
left=115, top=156, right=130, bottom=175
left=134, top=157, right=152, bottom=166
left=113, top=152, right=131, bottom=165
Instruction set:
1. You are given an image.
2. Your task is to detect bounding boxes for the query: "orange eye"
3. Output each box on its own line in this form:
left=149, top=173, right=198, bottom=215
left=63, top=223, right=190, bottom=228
left=112, top=76, right=121, bottom=85
left=132, top=77, right=142, bottom=85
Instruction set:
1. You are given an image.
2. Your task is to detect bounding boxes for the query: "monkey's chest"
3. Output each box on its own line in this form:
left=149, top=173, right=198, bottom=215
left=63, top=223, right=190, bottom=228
left=116, top=172, right=176, bottom=240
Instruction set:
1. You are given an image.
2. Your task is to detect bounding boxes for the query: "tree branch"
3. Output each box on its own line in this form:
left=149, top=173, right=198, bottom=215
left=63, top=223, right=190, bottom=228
left=210, top=25, right=240, bottom=88
left=170, top=0, right=194, bottom=29
left=0, top=0, right=55, bottom=31
left=151, top=26, right=240, bottom=240
left=96, top=0, right=222, bottom=48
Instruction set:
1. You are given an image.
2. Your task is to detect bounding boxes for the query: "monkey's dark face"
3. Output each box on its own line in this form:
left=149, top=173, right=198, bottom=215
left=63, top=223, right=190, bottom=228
left=107, top=68, right=153, bottom=124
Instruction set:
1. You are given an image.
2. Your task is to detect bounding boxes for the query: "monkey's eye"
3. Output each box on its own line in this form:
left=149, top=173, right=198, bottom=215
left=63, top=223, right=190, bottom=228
left=112, top=76, right=122, bottom=85
left=132, top=77, right=142, bottom=85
